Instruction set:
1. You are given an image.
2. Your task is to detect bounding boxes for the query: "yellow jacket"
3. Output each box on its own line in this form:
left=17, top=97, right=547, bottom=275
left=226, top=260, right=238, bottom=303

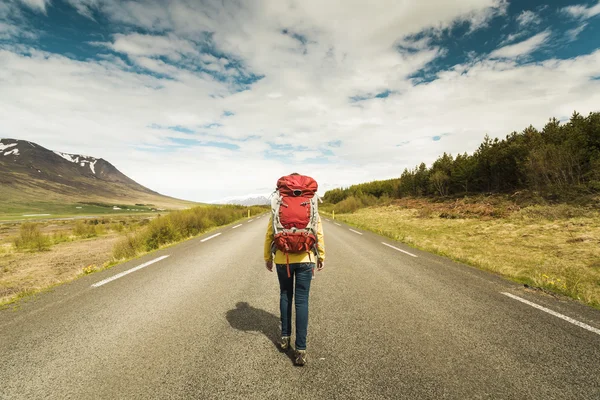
left=264, top=214, right=326, bottom=264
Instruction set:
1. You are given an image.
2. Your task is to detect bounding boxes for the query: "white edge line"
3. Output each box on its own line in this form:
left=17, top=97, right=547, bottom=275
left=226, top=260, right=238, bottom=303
left=381, top=242, right=418, bottom=258
left=200, top=232, right=222, bottom=242
left=501, top=292, right=600, bottom=336
left=92, top=255, right=170, bottom=288
left=232, top=224, right=243, bottom=229
left=349, top=229, right=363, bottom=235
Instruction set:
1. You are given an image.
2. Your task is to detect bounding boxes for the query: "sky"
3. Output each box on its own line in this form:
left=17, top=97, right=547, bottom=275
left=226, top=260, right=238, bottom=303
left=1, top=0, right=600, bottom=202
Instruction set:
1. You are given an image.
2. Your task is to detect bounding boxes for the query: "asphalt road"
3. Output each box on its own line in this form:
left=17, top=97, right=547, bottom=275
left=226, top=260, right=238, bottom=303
left=1, top=215, right=599, bottom=399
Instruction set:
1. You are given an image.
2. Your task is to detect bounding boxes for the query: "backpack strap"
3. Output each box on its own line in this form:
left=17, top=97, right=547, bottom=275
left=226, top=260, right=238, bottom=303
left=271, top=190, right=287, bottom=234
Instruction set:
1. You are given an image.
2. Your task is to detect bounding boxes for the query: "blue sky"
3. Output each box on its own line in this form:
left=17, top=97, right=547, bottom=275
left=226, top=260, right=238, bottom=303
left=1, top=0, right=599, bottom=201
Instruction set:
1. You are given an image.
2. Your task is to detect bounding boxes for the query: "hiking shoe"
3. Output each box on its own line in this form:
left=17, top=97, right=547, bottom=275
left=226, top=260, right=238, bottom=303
left=294, top=350, right=307, bottom=366
left=280, top=336, right=291, bottom=351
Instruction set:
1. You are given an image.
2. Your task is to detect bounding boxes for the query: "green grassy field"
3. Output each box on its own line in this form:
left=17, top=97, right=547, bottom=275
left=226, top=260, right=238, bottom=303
left=0, top=201, right=165, bottom=221
left=0, top=179, right=201, bottom=221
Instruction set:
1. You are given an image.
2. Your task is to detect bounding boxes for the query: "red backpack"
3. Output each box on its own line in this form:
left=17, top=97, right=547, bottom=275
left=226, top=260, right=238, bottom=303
left=270, top=174, right=320, bottom=277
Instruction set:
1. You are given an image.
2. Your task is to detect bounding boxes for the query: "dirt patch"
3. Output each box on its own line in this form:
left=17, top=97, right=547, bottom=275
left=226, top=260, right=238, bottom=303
left=0, top=234, right=120, bottom=303
left=0, top=215, right=153, bottom=244
left=390, top=196, right=521, bottom=219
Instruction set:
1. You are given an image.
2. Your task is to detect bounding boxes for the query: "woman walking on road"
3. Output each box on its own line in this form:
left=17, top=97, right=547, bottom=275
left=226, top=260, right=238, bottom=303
left=264, top=173, right=326, bottom=366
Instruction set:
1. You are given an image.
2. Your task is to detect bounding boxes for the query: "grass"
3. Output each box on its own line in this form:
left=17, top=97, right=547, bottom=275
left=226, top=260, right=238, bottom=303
left=0, top=206, right=268, bottom=307
left=330, top=198, right=600, bottom=309
left=0, top=178, right=201, bottom=219
left=0, top=201, right=165, bottom=221
left=112, top=205, right=265, bottom=260
left=2, top=217, right=138, bottom=254
left=12, top=223, right=51, bottom=251
left=0, top=259, right=113, bottom=309
left=0, top=215, right=157, bottom=306
left=72, top=221, right=105, bottom=238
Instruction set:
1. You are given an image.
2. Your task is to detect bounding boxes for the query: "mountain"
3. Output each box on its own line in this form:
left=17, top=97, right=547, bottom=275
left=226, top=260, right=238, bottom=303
left=225, top=196, right=270, bottom=206
left=0, top=138, right=195, bottom=210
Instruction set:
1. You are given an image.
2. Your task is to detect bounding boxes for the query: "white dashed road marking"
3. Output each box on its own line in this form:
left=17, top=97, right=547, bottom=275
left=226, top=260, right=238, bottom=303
left=200, top=233, right=222, bottom=242
left=247, top=219, right=254, bottom=223
left=232, top=224, right=242, bottom=229
left=381, top=242, right=418, bottom=258
left=334, top=223, right=341, bottom=226
left=502, top=292, right=600, bottom=336
left=92, top=255, right=170, bottom=288
left=349, top=229, right=363, bottom=235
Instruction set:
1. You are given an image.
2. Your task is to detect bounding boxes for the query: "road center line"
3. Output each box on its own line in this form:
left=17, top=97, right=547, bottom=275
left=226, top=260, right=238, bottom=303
left=92, top=255, right=170, bottom=288
left=349, top=229, right=363, bottom=235
left=232, top=224, right=243, bottom=229
left=334, top=223, right=341, bottom=226
left=201, top=233, right=222, bottom=242
left=247, top=219, right=254, bottom=223
left=381, top=242, right=418, bottom=258
left=501, top=292, right=600, bottom=336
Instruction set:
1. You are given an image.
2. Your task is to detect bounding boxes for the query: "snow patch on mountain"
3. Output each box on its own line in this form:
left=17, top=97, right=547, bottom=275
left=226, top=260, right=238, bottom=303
left=4, top=148, right=19, bottom=156
left=53, top=151, right=98, bottom=174
left=54, top=151, right=77, bottom=163
left=0, top=142, right=17, bottom=152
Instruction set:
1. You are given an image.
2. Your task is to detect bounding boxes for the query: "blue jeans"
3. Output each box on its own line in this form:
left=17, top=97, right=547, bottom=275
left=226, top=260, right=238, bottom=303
left=276, top=262, right=314, bottom=350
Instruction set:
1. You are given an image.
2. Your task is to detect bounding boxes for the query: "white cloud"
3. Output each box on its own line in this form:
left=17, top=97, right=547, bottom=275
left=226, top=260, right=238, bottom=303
left=516, top=10, right=541, bottom=26
left=0, top=21, right=20, bottom=39
left=2, top=1, right=600, bottom=201
left=100, top=33, right=199, bottom=61
left=65, top=0, right=101, bottom=19
left=562, top=1, right=600, bottom=20
left=499, top=10, right=542, bottom=45
left=91, top=32, right=246, bottom=83
left=566, top=23, right=588, bottom=42
left=489, top=31, right=550, bottom=59
left=0, top=1, right=38, bottom=39
left=18, top=0, right=50, bottom=13
left=460, top=0, right=509, bottom=32
left=499, top=31, right=527, bottom=45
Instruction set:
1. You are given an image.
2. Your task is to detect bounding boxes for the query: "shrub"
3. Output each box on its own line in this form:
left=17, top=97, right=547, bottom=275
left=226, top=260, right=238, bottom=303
left=332, top=194, right=378, bottom=214
left=13, top=223, right=51, bottom=251
left=144, top=216, right=179, bottom=251
left=73, top=221, right=101, bottom=238
left=109, top=222, right=125, bottom=233
left=334, top=196, right=362, bottom=214
left=51, top=231, right=71, bottom=244
left=112, top=234, right=145, bottom=260
left=516, top=204, right=593, bottom=221
left=111, top=205, right=254, bottom=260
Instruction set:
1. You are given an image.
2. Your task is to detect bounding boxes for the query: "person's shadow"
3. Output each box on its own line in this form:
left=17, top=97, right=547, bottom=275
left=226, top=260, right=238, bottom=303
left=225, top=302, right=295, bottom=362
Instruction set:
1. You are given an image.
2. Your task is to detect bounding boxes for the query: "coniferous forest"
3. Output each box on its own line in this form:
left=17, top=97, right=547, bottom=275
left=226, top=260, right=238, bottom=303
left=323, top=111, right=600, bottom=205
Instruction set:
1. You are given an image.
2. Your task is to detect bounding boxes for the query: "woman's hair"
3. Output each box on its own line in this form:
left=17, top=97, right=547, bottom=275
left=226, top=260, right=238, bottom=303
left=290, top=172, right=300, bottom=176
